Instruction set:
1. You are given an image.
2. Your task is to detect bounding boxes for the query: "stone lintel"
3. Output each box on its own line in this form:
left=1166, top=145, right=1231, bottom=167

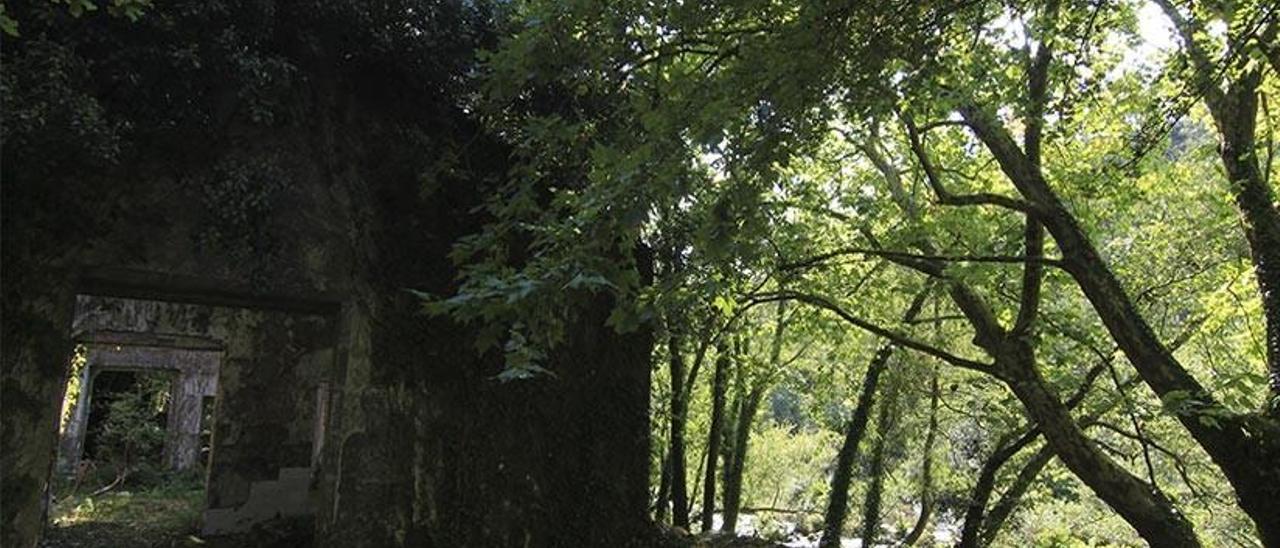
left=77, top=267, right=343, bottom=315
left=76, top=330, right=223, bottom=351
left=82, top=344, right=221, bottom=373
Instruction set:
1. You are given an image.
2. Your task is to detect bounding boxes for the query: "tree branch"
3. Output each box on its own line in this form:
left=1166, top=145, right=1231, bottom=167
left=901, top=113, right=1036, bottom=214
left=1012, top=219, right=1046, bottom=336
left=906, top=314, right=969, bottom=325
left=1090, top=420, right=1209, bottom=499
left=780, top=246, right=1065, bottom=273
left=749, top=290, right=992, bottom=372
left=1024, top=41, right=1053, bottom=167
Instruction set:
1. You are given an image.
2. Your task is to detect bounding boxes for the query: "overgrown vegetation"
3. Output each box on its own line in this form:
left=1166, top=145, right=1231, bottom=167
left=430, top=0, right=1280, bottom=545
left=42, top=473, right=311, bottom=548
left=43, top=474, right=205, bottom=548
left=66, top=371, right=173, bottom=497
left=96, top=374, right=169, bottom=475
left=5, top=0, right=1279, bottom=545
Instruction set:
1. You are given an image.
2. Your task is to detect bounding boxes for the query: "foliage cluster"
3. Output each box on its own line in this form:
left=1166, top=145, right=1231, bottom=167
left=445, top=0, right=1280, bottom=545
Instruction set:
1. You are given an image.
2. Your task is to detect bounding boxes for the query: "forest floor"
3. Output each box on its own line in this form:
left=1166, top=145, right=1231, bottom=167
left=38, top=488, right=792, bottom=548
left=41, top=483, right=207, bottom=548
left=39, top=479, right=307, bottom=548
left=39, top=474, right=791, bottom=548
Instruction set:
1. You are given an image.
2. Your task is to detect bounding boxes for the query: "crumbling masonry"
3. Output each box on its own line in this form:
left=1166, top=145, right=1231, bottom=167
left=2, top=41, right=653, bottom=548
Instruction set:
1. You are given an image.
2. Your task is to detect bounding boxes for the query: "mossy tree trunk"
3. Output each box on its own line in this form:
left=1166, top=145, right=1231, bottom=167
left=666, top=331, right=692, bottom=529
left=819, top=291, right=927, bottom=548
left=700, top=341, right=731, bottom=532
left=900, top=368, right=939, bottom=546
left=858, top=377, right=901, bottom=547
left=722, top=302, right=788, bottom=533
left=720, top=382, right=765, bottom=533
left=959, top=61, right=1280, bottom=542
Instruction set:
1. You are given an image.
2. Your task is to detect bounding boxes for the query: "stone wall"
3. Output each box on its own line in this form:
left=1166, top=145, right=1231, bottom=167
left=1, top=10, right=657, bottom=546
left=57, top=340, right=222, bottom=474
left=315, top=292, right=654, bottom=547
left=59, top=295, right=337, bottom=533
left=4, top=129, right=656, bottom=548
left=1, top=286, right=77, bottom=548
left=203, top=308, right=333, bottom=525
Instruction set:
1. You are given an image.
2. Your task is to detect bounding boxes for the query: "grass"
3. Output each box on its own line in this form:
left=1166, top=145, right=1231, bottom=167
left=42, top=478, right=208, bottom=548
left=42, top=470, right=315, bottom=548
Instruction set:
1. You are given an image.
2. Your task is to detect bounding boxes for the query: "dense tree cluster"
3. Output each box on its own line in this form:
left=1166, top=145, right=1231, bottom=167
left=442, top=0, right=1280, bottom=545
left=5, top=0, right=1279, bottom=545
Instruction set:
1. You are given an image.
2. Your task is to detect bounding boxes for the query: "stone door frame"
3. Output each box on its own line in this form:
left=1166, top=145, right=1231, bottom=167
left=48, top=268, right=347, bottom=535
left=57, top=333, right=224, bottom=476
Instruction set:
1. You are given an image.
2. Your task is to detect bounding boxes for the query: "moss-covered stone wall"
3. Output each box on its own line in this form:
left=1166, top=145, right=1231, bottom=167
left=2, top=5, right=656, bottom=546
left=1, top=284, right=76, bottom=548
left=67, top=295, right=336, bottom=526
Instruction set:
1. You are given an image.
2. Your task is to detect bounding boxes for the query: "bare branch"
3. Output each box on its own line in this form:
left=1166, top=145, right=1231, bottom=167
left=1090, top=420, right=1209, bottom=498
left=1025, top=43, right=1052, bottom=167
left=781, top=246, right=1065, bottom=273
left=1103, top=354, right=1162, bottom=493
left=901, top=113, right=1036, bottom=214
left=1012, top=219, right=1046, bottom=336
left=749, top=290, right=992, bottom=372
left=906, top=314, right=969, bottom=325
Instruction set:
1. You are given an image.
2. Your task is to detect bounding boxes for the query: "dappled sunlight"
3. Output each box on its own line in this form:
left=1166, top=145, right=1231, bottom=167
left=5, top=0, right=1278, bottom=546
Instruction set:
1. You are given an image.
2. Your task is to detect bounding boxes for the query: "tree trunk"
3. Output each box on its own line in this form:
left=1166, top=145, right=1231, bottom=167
left=721, top=383, right=765, bottom=533
left=980, top=444, right=1055, bottom=545
left=961, top=102, right=1280, bottom=545
left=723, top=302, right=787, bottom=533
left=996, top=343, right=1200, bottom=547
left=1206, top=84, right=1280, bottom=418
left=1197, top=75, right=1280, bottom=546
left=667, top=333, right=691, bottom=529
left=819, top=291, right=928, bottom=548
left=701, top=341, right=731, bottom=532
left=819, top=344, right=892, bottom=548
left=1222, top=137, right=1280, bottom=417
left=900, top=369, right=939, bottom=546
left=655, top=451, right=671, bottom=522
left=1154, top=1, right=1280, bottom=418
left=958, top=363, right=1122, bottom=547
left=859, top=380, right=900, bottom=547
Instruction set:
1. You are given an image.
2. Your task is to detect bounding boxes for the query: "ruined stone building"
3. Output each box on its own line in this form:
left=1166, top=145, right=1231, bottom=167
left=1, top=3, right=653, bottom=547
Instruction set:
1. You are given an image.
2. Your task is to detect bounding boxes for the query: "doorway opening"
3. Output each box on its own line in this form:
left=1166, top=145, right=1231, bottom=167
left=47, top=296, right=228, bottom=547
left=45, top=288, right=338, bottom=547
left=78, top=368, right=177, bottom=492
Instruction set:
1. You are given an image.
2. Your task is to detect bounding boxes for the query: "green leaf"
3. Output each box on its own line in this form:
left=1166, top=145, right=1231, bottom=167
left=713, top=294, right=736, bottom=316
left=0, top=6, right=17, bottom=37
